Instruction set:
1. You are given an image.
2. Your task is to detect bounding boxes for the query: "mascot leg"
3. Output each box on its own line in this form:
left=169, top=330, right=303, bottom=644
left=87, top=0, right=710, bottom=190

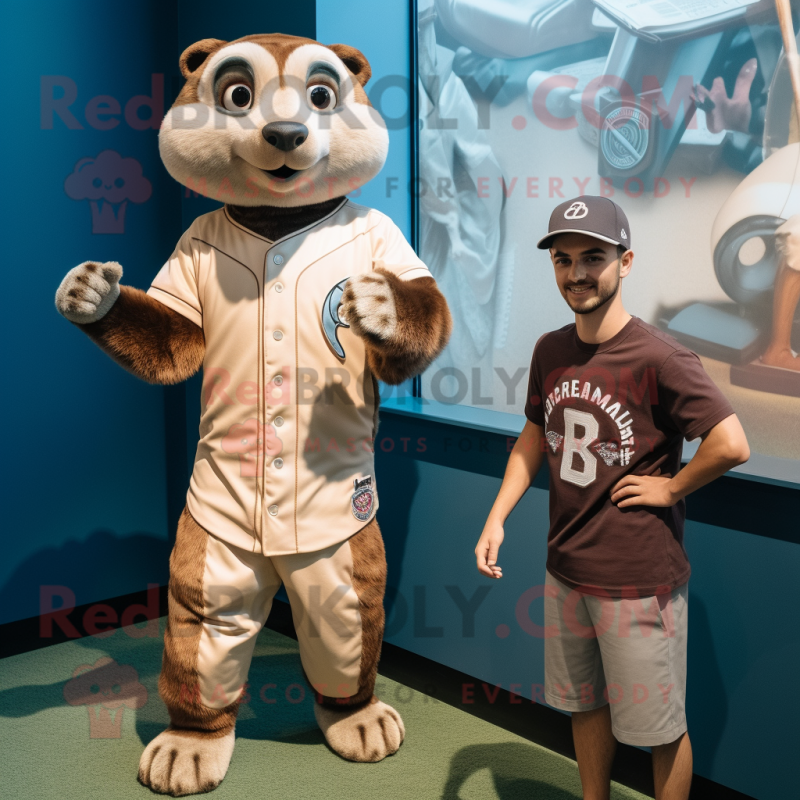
left=139, top=507, right=281, bottom=796
left=274, top=519, right=404, bottom=762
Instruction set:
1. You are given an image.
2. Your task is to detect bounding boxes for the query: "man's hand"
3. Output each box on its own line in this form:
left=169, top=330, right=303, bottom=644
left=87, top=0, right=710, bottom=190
left=610, top=415, right=749, bottom=509
left=475, top=520, right=504, bottom=579
left=475, top=419, right=545, bottom=579
left=610, top=470, right=676, bottom=508
left=692, top=59, right=757, bottom=134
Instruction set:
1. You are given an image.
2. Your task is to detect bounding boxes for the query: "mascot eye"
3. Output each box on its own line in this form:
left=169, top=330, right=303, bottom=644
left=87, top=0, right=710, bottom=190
left=221, top=83, right=253, bottom=111
left=307, top=84, right=336, bottom=111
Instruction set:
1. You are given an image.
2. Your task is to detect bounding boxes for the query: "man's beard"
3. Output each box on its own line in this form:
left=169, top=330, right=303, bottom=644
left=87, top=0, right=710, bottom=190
left=565, top=269, right=621, bottom=315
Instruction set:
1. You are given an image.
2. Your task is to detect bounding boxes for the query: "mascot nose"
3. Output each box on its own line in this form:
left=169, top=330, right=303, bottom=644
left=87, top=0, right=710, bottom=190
left=262, top=121, right=309, bottom=152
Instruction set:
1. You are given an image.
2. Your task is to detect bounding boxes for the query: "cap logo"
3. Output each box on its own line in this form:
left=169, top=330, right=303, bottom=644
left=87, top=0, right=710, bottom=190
left=564, top=201, right=588, bottom=220
left=620, top=228, right=627, bottom=239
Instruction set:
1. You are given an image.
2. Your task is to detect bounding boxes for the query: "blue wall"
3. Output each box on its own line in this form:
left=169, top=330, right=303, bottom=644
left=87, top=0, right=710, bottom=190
left=1, top=0, right=180, bottom=625
left=317, top=0, right=414, bottom=234
left=1, top=0, right=314, bottom=626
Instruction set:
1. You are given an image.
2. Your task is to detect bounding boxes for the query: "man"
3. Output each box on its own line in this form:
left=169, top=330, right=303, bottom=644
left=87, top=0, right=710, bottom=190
left=475, top=196, right=750, bottom=800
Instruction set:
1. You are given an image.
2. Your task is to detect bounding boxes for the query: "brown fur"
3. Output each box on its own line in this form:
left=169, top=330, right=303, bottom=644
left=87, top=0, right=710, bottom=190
left=160, top=507, right=239, bottom=737
left=326, top=43, right=372, bottom=87
left=227, top=197, right=344, bottom=241
left=178, top=38, right=227, bottom=79
left=314, top=518, right=387, bottom=709
left=81, top=285, right=205, bottom=384
left=174, top=34, right=373, bottom=108
left=345, top=270, right=453, bottom=385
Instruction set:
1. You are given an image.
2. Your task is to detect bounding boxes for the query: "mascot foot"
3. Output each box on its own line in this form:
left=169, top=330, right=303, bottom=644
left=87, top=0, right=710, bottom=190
left=314, top=697, right=405, bottom=762
left=138, top=727, right=235, bottom=796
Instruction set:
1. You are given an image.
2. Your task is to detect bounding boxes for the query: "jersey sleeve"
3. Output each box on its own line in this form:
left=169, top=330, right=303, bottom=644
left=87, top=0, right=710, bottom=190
left=523, top=347, right=545, bottom=427
left=146, top=228, right=202, bottom=327
left=371, top=212, right=432, bottom=282
left=657, top=348, right=735, bottom=440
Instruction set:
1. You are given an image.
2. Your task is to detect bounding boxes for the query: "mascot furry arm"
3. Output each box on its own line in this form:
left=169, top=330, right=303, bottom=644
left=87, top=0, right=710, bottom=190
left=55, top=260, right=449, bottom=387
left=56, top=262, right=206, bottom=384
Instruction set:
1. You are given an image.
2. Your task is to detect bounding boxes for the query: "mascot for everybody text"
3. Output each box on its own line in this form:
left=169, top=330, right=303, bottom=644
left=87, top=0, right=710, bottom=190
left=55, top=33, right=451, bottom=796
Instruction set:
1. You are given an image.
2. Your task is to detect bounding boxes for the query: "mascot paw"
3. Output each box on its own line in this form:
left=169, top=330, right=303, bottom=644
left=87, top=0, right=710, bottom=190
left=138, top=727, right=235, bottom=796
left=55, top=261, right=123, bottom=324
left=314, top=697, right=405, bottom=762
left=340, top=273, right=398, bottom=342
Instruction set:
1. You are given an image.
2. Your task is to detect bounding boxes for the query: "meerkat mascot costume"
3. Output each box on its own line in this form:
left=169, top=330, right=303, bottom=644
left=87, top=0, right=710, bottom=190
left=55, top=33, right=451, bottom=796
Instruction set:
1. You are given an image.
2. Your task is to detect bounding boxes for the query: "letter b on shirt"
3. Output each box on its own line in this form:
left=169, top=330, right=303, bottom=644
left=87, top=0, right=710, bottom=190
left=560, top=408, right=598, bottom=487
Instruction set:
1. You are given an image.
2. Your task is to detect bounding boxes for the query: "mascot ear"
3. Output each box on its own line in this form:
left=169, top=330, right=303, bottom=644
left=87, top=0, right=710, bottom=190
left=327, top=44, right=372, bottom=88
left=179, top=38, right=228, bottom=79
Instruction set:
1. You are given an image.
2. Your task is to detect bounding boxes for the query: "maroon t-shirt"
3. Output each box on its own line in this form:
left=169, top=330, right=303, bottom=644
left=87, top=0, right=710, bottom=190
left=524, top=316, right=734, bottom=597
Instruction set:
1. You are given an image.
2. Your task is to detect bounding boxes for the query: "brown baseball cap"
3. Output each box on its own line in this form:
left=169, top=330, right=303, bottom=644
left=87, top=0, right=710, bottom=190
left=537, top=195, right=631, bottom=251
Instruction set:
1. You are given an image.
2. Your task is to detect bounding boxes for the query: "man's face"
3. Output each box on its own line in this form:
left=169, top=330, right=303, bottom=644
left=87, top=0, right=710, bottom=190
left=550, top=233, right=631, bottom=315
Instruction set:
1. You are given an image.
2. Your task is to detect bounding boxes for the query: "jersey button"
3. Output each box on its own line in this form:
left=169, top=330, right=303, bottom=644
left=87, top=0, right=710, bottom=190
left=273, top=416, right=284, bottom=427
left=268, top=504, right=279, bottom=516
left=273, top=254, right=284, bottom=266
left=273, top=330, right=283, bottom=341
left=273, top=458, right=284, bottom=469
left=273, top=375, right=283, bottom=386
left=274, top=282, right=284, bottom=293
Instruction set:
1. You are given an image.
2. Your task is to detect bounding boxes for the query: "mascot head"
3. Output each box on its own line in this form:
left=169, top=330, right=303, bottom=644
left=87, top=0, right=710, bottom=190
left=159, top=33, right=389, bottom=207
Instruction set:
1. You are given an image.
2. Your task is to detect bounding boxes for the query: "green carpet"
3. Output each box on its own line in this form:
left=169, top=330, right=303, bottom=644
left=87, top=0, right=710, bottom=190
left=0, top=619, right=648, bottom=799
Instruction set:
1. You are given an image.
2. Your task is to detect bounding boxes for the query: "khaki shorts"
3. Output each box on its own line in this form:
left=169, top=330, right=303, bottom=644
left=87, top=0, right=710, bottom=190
left=544, top=569, right=688, bottom=747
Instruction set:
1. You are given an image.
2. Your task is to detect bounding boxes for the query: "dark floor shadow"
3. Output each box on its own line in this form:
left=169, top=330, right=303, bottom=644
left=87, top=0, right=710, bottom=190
left=442, top=742, right=581, bottom=799
left=228, top=648, right=325, bottom=745
left=0, top=632, right=166, bottom=721
left=0, top=679, right=70, bottom=718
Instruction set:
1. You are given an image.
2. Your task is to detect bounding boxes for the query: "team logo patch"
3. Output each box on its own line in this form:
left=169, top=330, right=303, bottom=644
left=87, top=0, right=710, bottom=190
left=351, top=476, right=375, bottom=521
left=620, top=228, right=628, bottom=240
left=546, top=430, right=564, bottom=454
left=322, top=277, right=351, bottom=359
left=564, top=201, right=588, bottom=220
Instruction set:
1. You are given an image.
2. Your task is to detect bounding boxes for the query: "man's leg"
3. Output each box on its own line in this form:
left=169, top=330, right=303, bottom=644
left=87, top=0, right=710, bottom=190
left=653, top=732, right=693, bottom=800
left=761, top=215, right=800, bottom=371
left=572, top=704, right=617, bottom=800
left=543, top=570, right=610, bottom=796
left=761, top=263, right=800, bottom=370
left=586, top=582, right=691, bottom=800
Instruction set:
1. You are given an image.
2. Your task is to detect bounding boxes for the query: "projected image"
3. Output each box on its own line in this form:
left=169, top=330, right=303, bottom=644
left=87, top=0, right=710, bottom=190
left=416, top=0, right=800, bottom=483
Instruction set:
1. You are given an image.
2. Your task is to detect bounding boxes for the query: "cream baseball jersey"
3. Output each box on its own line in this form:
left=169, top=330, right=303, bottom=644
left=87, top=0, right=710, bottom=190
left=147, top=199, right=431, bottom=555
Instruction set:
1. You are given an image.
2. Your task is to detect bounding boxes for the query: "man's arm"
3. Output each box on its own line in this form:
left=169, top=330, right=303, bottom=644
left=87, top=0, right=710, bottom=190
left=475, top=420, right=546, bottom=578
left=610, top=414, right=750, bottom=508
